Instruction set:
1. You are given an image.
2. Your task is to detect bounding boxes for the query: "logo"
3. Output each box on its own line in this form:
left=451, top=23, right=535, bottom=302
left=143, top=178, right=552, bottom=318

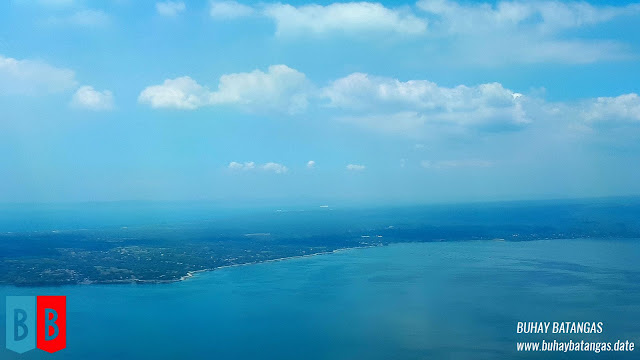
left=5, top=296, right=66, bottom=354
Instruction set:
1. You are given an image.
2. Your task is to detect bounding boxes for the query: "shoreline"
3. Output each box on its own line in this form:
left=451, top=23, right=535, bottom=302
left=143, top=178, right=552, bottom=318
left=78, top=245, right=379, bottom=287
left=168, top=237, right=630, bottom=284
left=5, top=237, right=623, bottom=287
left=175, top=245, right=377, bottom=283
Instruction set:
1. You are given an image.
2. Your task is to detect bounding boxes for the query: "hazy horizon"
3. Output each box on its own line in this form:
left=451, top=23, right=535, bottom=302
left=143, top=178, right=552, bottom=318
left=1, top=193, right=640, bottom=207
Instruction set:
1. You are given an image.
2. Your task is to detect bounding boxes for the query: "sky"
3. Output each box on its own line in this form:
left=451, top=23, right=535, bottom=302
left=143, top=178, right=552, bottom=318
left=0, top=0, right=639, bottom=205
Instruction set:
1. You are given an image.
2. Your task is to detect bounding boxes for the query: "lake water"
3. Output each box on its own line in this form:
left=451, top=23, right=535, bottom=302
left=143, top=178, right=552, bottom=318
left=1, top=238, right=639, bottom=359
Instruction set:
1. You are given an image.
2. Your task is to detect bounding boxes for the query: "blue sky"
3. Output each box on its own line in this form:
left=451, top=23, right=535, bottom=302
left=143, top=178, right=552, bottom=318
left=0, top=0, right=639, bottom=204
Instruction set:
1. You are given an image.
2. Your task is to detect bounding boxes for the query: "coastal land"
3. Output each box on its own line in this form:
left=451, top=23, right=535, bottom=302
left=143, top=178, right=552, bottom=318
left=1, top=197, right=639, bottom=287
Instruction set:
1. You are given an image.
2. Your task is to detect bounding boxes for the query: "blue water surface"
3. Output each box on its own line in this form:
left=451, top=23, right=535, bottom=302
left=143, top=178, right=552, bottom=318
left=1, top=238, right=639, bottom=359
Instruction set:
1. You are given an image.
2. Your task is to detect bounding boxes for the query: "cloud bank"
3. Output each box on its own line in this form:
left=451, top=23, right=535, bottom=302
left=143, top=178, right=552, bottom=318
left=139, top=64, right=640, bottom=137
left=156, top=1, right=186, bottom=16
left=324, top=73, right=528, bottom=132
left=139, top=65, right=310, bottom=114
left=207, top=0, right=639, bottom=64
left=264, top=2, right=427, bottom=36
left=229, top=161, right=289, bottom=174
left=346, top=164, right=366, bottom=171
left=210, top=1, right=255, bottom=19
left=71, top=85, right=114, bottom=111
left=0, top=55, right=77, bottom=95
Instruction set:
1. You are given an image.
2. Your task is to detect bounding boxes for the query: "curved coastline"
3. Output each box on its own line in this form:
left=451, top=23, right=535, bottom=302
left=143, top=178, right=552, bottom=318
left=113, top=245, right=378, bottom=286
left=176, top=246, right=375, bottom=282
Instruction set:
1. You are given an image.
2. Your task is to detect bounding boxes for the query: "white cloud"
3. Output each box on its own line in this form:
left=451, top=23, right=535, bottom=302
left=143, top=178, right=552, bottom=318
left=138, top=76, right=209, bottom=110
left=417, top=0, right=639, bottom=35
left=539, top=93, right=640, bottom=134
left=200, top=0, right=635, bottom=64
left=228, top=161, right=288, bottom=174
left=421, top=159, right=493, bottom=169
left=416, top=0, right=639, bottom=64
left=325, top=73, right=529, bottom=133
left=263, top=2, right=427, bottom=36
left=201, top=0, right=637, bottom=64
left=228, top=161, right=255, bottom=170
left=324, top=73, right=522, bottom=112
left=580, top=93, right=640, bottom=124
left=70, top=85, right=114, bottom=111
left=0, top=55, right=77, bottom=95
left=211, top=65, right=310, bottom=114
left=138, top=66, right=639, bottom=138
left=48, top=9, right=110, bottom=27
left=156, top=1, right=185, bottom=16
left=228, top=162, right=242, bottom=170
left=263, top=162, right=288, bottom=174
left=346, top=164, right=366, bottom=171
left=417, top=0, right=640, bottom=34
left=139, top=65, right=310, bottom=114
left=307, top=160, right=316, bottom=168
left=210, top=1, right=254, bottom=19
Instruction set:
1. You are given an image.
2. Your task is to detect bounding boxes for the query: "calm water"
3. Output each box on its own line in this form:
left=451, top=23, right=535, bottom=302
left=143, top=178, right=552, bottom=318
left=1, top=238, right=639, bottom=359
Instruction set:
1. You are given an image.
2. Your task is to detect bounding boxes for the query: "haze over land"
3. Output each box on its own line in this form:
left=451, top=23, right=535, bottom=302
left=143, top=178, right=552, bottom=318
left=1, top=198, right=639, bottom=286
